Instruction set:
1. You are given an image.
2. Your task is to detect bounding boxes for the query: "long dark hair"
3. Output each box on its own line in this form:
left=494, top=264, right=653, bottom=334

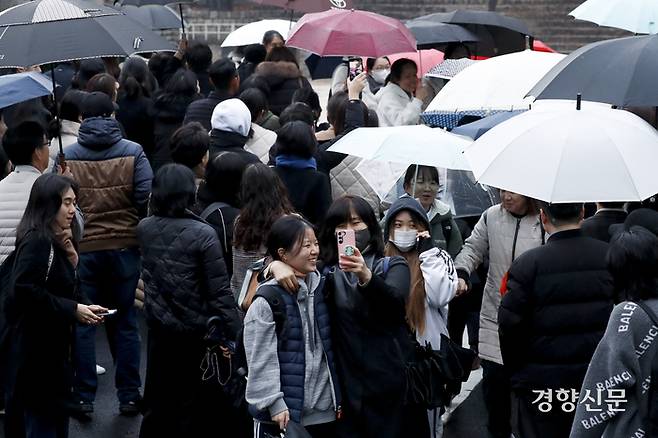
left=197, top=151, right=249, bottom=209
left=119, top=57, right=157, bottom=100
left=233, top=163, right=295, bottom=251
left=608, top=226, right=658, bottom=302
left=319, top=195, right=384, bottom=265
left=16, top=173, right=79, bottom=244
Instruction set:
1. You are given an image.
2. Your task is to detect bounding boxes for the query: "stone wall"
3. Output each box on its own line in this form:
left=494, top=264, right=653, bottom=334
left=183, top=0, right=632, bottom=53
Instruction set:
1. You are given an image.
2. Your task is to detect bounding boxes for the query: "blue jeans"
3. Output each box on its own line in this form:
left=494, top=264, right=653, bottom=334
left=73, top=248, right=142, bottom=404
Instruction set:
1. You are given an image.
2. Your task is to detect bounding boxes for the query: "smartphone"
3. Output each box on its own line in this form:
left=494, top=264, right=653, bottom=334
left=336, top=229, right=356, bottom=257
left=97, top=309, right=117, bottom=317
left=348, top=58, right=363, bottom=80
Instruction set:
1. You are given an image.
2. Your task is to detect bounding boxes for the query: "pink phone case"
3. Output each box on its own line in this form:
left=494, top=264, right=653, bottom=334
left=336, top=229, right=356, bottom=257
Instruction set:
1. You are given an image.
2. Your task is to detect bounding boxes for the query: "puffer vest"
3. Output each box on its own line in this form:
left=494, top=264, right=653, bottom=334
left=252, top=279, right=341, bottom=423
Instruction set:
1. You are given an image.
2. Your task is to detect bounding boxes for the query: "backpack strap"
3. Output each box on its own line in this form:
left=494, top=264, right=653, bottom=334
left=200, top=202, right=230, bottom=253
left=637, top=301, right=658, bottom=328
left=382, top=256, right=391, bottom=277
left=253, top=286, right=287, bottom=341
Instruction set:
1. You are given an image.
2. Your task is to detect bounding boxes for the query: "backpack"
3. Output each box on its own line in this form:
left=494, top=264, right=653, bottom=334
left=635, top=301, right=658, bottom=438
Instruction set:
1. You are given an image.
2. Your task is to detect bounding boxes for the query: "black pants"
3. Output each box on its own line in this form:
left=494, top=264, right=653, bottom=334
left=254, top=421, right=336, bottom=438
left=139, top=328, right=251, bottom=438
left=481, top=360, right=512, bottom=438
left=447, top=291, right=480, bottom=352
left=512, top=391, right=574, bottom=438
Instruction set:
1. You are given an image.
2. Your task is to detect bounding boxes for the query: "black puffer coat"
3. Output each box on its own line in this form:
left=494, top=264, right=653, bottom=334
left=137, top=212, right=240, bottom=338
left=499, top=229, right=615, bottom=391
left=152, top=93, right=199, bottom=172
left=253, top=61, right=311, bottom=116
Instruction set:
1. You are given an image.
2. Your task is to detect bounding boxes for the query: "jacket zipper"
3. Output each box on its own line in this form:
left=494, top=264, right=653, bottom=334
left=511, top=218, right=521, bottom=261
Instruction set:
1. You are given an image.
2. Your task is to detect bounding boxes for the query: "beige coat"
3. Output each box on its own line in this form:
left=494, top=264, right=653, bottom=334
left=454, top=204, right=543, bottom=364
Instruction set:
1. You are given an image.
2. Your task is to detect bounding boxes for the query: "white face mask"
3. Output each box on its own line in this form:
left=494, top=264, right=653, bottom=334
left=371, top=69, right=390, bottom=85
left=390, top=229, right=417, bottom=252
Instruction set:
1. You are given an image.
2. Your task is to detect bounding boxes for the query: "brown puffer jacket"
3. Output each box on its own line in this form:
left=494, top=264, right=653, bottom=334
left=64, top=117, right=153, bottom=253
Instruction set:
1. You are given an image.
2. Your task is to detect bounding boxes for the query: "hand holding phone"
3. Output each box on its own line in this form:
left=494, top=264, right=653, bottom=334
left=96, top=309, right=117, bottom=317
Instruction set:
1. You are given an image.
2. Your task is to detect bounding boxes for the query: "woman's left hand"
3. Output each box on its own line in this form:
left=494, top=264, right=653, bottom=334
left=339, top=247, right=372, bottom=286
left=417, top=231, right=431, bottom=239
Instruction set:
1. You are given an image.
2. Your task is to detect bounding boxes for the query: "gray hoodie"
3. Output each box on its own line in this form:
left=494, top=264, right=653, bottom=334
left=570, top=299, right=658, bottom=438
left=243, top=272, right=336, bottom=426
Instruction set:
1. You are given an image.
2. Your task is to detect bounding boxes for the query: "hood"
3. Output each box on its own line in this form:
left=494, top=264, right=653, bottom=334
left=384, top=196, right=431, bottom=241
left=255, top=61, right=301, bottom=86
left=211, top=98, right=251, bottom=136
left=78, top=117, right=123, bottom=149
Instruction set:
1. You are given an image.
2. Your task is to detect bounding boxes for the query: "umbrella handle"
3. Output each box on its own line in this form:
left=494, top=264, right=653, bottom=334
left=179, top=3, right=186, bottom=39
left=50, top=68, right=64, bottom=157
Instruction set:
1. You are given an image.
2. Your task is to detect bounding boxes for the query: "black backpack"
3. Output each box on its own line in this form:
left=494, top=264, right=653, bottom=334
left=635, top=301, right=658, bottom=438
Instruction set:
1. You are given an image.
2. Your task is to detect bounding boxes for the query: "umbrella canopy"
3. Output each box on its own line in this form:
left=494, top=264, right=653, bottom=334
left=405, top=19, right=479, bottom=49
left=0, top=71, right=54, bottom=109
left=425, top=58, right=477, bottom=80
left=465, top=101, right=658, bottom=203
left=426, top=50, right=565, bottom=113
left=327, top=125, right=472, bottom=170
left=286, top=9, right=417, bottom=58
left=121, top=4, right=182, bottom=30
left=0, top=13, right=176, bottom=68
left=451, top=110, right=524, bottom=139
left=414, top=10, right=533, bottom=56
left=121, top=0, right=195, bottom=6
left=570, top=0, right=657, bottom=35
left=221, top=19, right=293, bottom=47
left=527, top=35, right=658, bottom=107
left=247, top=0, right=352, bottom=14
left=0, top=0, right=121, bottom=25
left=386, top=49, right=444, bottom=78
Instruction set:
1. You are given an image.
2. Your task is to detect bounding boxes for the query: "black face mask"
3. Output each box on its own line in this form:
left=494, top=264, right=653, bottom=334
left=355, top=229, right=371, bottom=253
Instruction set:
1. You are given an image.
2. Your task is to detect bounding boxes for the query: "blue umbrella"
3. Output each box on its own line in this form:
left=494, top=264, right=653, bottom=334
left=0, top=71, right=54, bottom=109
left=451, top=110, right=525, bottom=139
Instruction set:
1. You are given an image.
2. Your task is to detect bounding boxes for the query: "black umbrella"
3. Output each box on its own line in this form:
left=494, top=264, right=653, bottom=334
left=0, top=14, right=175, bottom=68
left=121, top=4, right=183, bottom=30
left=304, top=54, right=343, bottom=80
left=528, top=35, right=658, bottom=108
left=0, top=0, right=175, bottom=156
left=414, top=10, right=532, bottom=56
left=120, top=0, right=194, bottom=37
left=0, top=0, right=122, bottom=25
left=405, top=19, right=480, bottom=49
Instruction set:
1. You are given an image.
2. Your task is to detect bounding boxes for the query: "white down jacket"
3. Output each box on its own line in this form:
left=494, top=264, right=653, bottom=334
left=244, top=124, right=276, bottom=164
left=0, top=165, right=42, bottom=264
left=453, top=204, right=543, bottom=365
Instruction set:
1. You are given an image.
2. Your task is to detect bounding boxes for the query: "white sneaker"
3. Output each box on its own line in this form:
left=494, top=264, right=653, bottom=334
left=96, top=364, right=106, bottom=375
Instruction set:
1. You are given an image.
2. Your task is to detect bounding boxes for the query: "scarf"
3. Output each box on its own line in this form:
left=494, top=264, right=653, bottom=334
left=53, top=227, right=78, bottom=268
left=275, top=154, right=317, bottom=170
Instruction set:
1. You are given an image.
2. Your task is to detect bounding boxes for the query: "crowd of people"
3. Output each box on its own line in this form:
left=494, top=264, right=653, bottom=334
left=0, top=28, right=657, bottom=438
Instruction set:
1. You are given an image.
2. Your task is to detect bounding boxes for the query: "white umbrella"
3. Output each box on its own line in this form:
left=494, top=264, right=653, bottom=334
left=570, top=0, right=657, bottom=35
left=328, top=125, right=472, bottom=170
left=328, top=125, right=472, bottom=201
left=221, top=19, right=294, bottom=48
left=425, top=50, right=566, bottom=112
left=465, top=100, right=658, bottom=203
